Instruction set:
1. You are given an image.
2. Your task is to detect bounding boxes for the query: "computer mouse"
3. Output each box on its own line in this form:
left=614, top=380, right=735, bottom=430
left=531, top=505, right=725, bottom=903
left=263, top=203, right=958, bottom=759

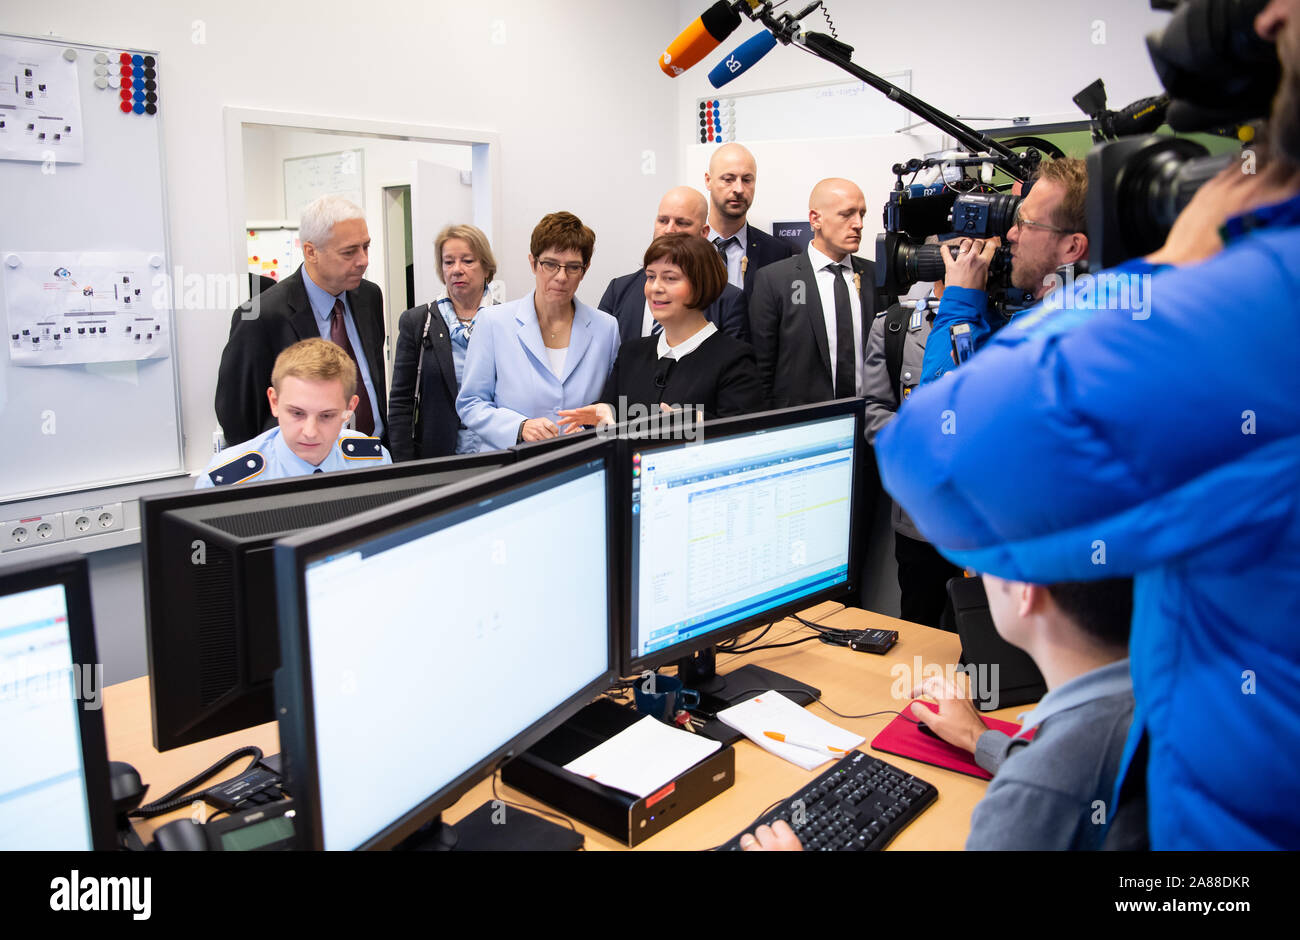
left=916, top=721, right=941, bottom=740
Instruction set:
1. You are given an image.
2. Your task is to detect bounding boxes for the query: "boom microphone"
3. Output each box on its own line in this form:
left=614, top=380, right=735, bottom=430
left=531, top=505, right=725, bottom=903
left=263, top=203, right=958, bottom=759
left=707, top=29, right=778, bottom=89
left=660, top=1, right=744, bottom=77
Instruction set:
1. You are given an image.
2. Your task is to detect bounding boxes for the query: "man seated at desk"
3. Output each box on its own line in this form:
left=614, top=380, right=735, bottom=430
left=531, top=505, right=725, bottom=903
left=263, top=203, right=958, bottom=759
left=197, top=338, right=391, bottom=488
left=741, top=577, right=1145, bottom=851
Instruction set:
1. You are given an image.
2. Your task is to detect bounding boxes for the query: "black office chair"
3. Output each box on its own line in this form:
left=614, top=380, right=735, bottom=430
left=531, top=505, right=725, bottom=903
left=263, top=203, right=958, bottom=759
left=947, top=575, right=1047, bottom=711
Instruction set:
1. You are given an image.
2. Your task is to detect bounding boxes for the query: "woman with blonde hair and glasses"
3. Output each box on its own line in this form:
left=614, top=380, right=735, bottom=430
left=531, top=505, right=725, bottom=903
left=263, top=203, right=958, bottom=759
left=388, top=223, right=498, bottom=459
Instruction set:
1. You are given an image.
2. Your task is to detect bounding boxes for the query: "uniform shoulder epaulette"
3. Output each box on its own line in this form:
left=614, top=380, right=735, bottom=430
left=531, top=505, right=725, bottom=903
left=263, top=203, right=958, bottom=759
left=208, top=450, right=265, bottom=486
left=339, top=436, right=384, bottom=460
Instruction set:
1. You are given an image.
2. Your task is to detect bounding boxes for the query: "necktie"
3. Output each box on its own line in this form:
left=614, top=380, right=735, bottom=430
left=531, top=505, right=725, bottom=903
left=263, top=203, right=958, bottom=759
left=650, top=319, right=663, bottom=337
left=329, top=297, right=375, bottom=436
left=830, top=264, right=855, bottom=398
left=713, top=235, right=737, bottom=258
left=313, top=468, right=323, bottom=474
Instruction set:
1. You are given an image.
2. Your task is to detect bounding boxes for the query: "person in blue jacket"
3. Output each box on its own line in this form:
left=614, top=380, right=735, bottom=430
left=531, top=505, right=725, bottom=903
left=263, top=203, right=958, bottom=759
left=875, top=0, right=1300, bottom=850
left=456, top=212, right=619, bottom=450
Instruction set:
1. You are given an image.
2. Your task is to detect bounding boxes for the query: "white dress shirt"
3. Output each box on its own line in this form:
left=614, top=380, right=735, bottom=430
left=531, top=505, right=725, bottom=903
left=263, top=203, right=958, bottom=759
left=806, top=242, right=864, bottom=395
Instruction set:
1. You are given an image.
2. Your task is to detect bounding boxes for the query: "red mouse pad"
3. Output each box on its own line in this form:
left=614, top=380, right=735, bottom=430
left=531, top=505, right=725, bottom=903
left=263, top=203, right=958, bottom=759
left=870, top=700, right=1033, bottom=780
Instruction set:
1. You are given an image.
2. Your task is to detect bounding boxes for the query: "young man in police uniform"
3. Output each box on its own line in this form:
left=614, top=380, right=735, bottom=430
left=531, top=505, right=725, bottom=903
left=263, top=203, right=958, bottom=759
left=197, top=338, right=391, bottom=488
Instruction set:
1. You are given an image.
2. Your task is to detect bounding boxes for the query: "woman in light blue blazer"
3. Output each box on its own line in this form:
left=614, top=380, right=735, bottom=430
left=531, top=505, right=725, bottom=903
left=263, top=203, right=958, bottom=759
left=457, top=212, right=620, bottom=450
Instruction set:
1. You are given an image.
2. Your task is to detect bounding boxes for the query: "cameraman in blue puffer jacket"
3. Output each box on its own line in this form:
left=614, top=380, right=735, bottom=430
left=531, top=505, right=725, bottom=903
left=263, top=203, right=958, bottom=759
left=877, top=0, right=1300, bottom=850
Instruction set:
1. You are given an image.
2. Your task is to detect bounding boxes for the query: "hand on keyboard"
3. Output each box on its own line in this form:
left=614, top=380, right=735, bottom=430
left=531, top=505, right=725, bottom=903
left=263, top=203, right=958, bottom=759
left=737, top=819, right=803, bottom=851
left=720, top=751, right=938, bottom=851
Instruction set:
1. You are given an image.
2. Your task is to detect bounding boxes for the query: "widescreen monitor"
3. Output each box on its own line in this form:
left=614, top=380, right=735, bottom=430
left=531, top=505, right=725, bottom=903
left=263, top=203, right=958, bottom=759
left=623, top=399, right=865, bottom=706
left=141, top=448, right=516, bottom=751
left=273, top=439, right=619, bottom=850
left=0, top=553, right=116, bottom=849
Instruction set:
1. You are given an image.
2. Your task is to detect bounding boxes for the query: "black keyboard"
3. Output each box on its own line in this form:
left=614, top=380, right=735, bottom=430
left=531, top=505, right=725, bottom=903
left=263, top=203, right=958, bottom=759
left=718, top=750, right=938, bottom=851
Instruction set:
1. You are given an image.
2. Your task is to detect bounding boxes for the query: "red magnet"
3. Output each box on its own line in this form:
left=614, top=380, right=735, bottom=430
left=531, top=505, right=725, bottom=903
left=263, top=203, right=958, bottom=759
left=119, top=101, right=132, bottom=113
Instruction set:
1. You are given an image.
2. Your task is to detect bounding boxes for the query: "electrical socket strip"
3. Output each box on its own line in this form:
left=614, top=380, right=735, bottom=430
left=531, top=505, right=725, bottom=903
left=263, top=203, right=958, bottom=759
left=0, top=502, right=125, bottom=552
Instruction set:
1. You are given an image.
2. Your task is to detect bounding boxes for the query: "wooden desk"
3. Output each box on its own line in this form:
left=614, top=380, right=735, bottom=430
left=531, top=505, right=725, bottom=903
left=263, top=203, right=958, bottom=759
left=104, top=604, right=1031, bottom=849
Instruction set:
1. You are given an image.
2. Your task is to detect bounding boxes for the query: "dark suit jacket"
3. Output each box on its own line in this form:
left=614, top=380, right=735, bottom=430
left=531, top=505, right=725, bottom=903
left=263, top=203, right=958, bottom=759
left=387, top=303, right=460, bottom=461
left=597, top=269, right=750, bottom=346
left=749, top=249, right=886, bottom=410
left=600, top=332, right=762, bottom=420
left=741, top=223, right=795, bottom=298
left=215, top=265, right=388, bottom=447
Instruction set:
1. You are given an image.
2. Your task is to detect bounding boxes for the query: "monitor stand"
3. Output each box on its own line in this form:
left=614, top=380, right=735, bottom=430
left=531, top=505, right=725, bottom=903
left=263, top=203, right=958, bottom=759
left=675, top=648, right=821, bottom=746
left=396, top=806, right=583, bottom=852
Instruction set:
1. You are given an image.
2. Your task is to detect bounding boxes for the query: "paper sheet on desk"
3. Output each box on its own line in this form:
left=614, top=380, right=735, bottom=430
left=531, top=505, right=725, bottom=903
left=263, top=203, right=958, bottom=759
left=563, top=715, right=721, bottom=799
left=717, top=691, right=864, bottom=771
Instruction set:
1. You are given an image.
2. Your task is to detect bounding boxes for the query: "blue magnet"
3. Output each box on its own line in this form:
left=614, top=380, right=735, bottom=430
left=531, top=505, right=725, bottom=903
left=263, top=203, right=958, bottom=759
left=133, top=65, right=144, bottom=79
left=133, top=89, right=145, bottom=102
left=712, top=100, right=720, bottom=108
left=131, top=54, right=143, bottom=66
left=132, top=101, right=145, bottom=114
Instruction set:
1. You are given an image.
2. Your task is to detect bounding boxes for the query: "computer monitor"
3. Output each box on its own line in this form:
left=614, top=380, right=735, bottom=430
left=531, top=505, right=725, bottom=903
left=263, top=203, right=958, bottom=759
left=623, top=399, right=865, bottom=709
left=0, top=553, right=116, bottom=849
left=141, top=448, right=516, bottom=751
left=274, top=439, right=619, bottom=850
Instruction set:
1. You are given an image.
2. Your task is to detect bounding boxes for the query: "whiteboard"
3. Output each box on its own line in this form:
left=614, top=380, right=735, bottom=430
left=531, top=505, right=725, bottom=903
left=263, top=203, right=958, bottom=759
left=246, top=225, right=300, bottom=283
left=283, top=149, right=364, bottom=220
left=695, top=71, right=913, bottom=144
left=0, top=33, right=182, bottom=502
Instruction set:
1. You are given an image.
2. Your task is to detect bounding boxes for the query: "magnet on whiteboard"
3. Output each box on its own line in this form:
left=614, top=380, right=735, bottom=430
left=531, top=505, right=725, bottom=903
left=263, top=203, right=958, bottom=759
left=5, top=255, right=20, bottom=269
left=95, top=52, right=109, bottom=64
left=149, top=255, right=163, bottom=268
left=94, top=77, right=108, bottom=90
left=94, top=65, right=107, bottom=76
left=63, top=48, right=78, bottom=62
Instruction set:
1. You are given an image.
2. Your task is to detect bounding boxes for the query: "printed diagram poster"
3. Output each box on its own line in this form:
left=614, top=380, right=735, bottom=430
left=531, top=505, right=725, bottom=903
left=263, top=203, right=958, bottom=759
left=4, top=251, right=170, bottom=366
left=0, top=38, right=84, bottom=164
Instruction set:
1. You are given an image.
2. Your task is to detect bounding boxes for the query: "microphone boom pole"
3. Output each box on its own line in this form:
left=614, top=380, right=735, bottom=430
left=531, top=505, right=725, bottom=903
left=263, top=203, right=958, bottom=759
left=740, top=2, right=1036, bottom=181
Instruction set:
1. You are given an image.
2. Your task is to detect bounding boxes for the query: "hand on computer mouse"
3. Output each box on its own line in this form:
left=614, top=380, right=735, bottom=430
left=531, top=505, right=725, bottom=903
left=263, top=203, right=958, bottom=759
left=908, top=676, right=987, bottom=754
left=738, top=819, right=803, bottom=852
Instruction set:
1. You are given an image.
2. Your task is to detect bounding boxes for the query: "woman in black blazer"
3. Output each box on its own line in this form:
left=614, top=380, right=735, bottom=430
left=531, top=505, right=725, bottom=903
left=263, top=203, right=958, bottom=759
left=387, top=224, right=498, bottom=460
left=558, top=233, right=762, bottom=431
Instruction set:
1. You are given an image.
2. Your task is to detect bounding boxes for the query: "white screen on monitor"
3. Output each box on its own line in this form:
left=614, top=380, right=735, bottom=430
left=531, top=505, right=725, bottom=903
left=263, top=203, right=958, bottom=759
left=303, top=462, right=610, bottom=850
left=0, top=583, right=94, bottom=850
left=631, top=415, right=855, bottom=660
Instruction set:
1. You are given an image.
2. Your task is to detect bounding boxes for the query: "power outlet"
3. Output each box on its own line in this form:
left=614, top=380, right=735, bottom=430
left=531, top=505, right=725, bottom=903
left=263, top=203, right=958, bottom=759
left=62, top=502, right=124, bottom=540
left=2, top=514, right=66, bottom=551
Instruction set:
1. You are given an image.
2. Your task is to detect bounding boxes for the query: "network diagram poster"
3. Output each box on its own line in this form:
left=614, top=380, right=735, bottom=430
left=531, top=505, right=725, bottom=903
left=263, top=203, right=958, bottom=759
left=4, top=250, right=170, bottom=366
left=0, top=37, right=84, bottom=164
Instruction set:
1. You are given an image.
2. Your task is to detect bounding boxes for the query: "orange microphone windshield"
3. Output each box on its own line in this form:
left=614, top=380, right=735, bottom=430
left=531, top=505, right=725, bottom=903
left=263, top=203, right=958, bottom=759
left=659, top=2, right=742, bottom=77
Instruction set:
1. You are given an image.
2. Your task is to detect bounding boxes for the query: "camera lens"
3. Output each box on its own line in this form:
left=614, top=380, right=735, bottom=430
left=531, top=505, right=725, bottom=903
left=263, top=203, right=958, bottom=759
left=950, top=193, right=1021, bottom=238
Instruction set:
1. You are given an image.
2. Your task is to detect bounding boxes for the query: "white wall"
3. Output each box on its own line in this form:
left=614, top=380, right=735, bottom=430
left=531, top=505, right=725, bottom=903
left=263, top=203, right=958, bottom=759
left=673, top=0, right=1175, bottom=225
left=4, top=0, right=685, bottom=476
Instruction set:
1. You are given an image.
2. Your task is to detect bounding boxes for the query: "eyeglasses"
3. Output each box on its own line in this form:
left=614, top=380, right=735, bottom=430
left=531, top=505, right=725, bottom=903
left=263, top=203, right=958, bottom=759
left=537, top=259, right=586, bottom=277
left=1012, top=207, right=1073, bottom=235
